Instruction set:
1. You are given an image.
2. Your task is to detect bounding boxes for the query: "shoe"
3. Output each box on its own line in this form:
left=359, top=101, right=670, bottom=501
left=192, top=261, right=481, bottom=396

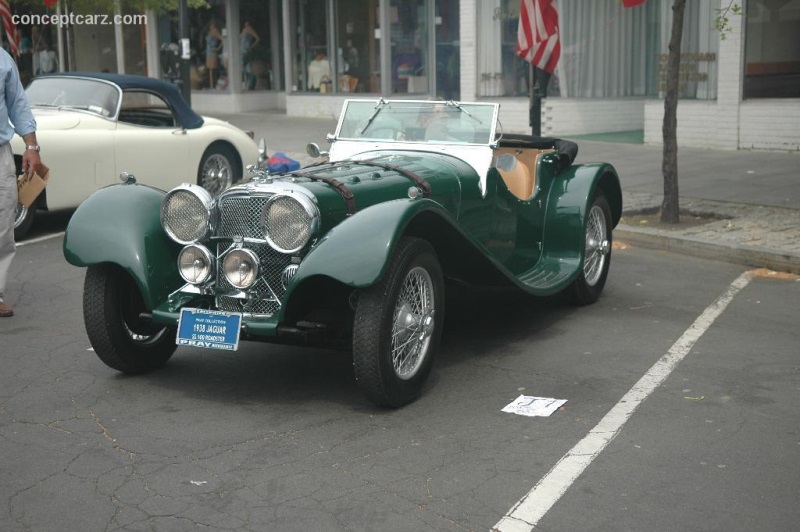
left=0, top=301, right=13, bottom=317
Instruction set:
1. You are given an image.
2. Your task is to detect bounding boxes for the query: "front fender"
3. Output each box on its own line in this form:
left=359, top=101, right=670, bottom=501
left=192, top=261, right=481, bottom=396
left=285, top=198, right=447, bottom=294
left=63, top=183, right=182, bottom=310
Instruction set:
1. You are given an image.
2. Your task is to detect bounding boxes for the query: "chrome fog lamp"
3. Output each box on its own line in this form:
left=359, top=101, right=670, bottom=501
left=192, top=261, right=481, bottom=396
left=161, top=184, right=214, bottom=244
left=177, top=244, right=214, bottom=285
left=261, top=193, right=319, bottom=254
left=223, top=249, right=260, bottom=289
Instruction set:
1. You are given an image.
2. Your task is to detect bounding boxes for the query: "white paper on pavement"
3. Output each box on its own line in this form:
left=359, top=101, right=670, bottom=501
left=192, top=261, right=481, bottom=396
left=502, top=395, right=567, bottom=417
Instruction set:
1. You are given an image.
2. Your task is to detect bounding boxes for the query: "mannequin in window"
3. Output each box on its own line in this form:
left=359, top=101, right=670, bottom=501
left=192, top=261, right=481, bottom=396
left=307, top=53, right=332, bottom=91
left=240, top=20, right=260, bottom=90
left=206, top=19, right=223, bottom=89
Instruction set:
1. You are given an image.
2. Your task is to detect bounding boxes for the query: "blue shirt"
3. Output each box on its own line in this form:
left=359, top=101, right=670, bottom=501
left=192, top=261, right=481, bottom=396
left=0, top=48, right=36, bottom=145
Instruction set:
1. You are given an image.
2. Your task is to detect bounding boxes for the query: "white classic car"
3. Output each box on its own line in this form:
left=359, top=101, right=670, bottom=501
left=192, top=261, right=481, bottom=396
left=12, top=72, right=261, bottom=238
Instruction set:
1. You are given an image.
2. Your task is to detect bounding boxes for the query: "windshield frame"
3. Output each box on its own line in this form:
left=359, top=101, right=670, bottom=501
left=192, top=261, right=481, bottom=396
left=333, top=99, right=500, bottom=146
left=25, top=76, right=123, bottom=120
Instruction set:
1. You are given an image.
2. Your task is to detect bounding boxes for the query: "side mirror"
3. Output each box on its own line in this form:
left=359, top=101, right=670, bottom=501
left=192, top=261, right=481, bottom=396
left=306, top=142, right=329, bottom=159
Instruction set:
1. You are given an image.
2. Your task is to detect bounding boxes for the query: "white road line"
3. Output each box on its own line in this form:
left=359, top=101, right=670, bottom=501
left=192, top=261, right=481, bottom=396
left=16, top=232, right=65, bottom=247
left=494, top=270, right=754, bottom=532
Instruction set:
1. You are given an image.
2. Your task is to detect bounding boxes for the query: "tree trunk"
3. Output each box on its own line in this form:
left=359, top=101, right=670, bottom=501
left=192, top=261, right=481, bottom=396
left=661, top=0, right=686, bottom=224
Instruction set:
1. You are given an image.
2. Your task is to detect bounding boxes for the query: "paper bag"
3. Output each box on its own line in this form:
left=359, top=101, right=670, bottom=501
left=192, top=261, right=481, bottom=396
left=16, top=163, right=51, bottom=208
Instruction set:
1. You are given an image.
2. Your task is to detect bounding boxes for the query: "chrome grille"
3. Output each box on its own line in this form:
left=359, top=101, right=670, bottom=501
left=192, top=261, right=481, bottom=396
left=218, top=195, right=270, bottom=239
left=215, top=193, right=292, bottom=317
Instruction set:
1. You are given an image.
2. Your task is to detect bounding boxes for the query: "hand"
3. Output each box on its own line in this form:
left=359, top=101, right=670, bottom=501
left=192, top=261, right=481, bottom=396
left=22, top=149, right=41, bottom=177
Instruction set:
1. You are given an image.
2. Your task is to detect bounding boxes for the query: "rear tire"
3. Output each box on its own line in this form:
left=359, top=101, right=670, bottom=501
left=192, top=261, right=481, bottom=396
left=352, top=237, right=444, bottom=407
left=84, top=263, right=176, bottom=374
left=13, top=202, right=36, bottom=240
left=572, top=191, right=612, bottom=305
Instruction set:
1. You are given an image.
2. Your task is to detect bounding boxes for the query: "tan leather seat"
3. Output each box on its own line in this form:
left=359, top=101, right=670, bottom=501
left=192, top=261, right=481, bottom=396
left=496, top=155, right=534, bottom=200
left=494, top=148, right=554, bottom=201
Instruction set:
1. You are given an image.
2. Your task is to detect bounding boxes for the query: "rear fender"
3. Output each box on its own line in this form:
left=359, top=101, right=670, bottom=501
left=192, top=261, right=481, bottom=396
left=63, top=183, right=182, bottom=309
left=543, top=162, right=622, bottom=261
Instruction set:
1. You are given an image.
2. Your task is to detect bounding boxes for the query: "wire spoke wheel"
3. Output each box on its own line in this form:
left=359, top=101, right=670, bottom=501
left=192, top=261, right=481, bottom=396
left=583, top=204, right=610, bottom=287
left=200, top=153, right=234, bottom=195
left=391, top=267, right=435, bottom=380
left=353, top=237, right=444, bottom=407
left=571, top=191, right=612, bottom=305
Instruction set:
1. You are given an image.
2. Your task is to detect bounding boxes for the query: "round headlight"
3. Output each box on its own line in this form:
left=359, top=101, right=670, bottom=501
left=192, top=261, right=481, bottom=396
left=161, top=185, right=214, bottom=244
left=177, top=244, right=214, bottom=285
left=223, top=249, right=259, bottom=289
left=261, top=193, right=319, bottom=253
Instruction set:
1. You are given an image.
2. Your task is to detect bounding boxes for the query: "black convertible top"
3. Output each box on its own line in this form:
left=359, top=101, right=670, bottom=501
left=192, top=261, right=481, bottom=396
left=37, top=71, right=204, bottom=130
left=497, top=133, right=578, bottom=166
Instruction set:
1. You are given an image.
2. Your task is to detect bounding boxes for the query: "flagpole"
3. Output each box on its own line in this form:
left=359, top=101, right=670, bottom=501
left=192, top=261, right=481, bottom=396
left=529, top=63, right=538, bottom=136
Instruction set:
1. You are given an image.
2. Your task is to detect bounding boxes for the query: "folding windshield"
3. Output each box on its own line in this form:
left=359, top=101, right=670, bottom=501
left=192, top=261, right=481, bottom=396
left=336, top=100, right=498, bottom=145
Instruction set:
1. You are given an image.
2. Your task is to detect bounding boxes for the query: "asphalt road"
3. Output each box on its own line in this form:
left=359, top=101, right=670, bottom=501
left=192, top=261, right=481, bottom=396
left=1, top=226, right=799, bottom=532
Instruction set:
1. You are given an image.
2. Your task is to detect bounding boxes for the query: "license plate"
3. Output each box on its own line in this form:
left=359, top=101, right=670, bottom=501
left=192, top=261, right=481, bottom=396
left=177, top=308, right=242, bottom=351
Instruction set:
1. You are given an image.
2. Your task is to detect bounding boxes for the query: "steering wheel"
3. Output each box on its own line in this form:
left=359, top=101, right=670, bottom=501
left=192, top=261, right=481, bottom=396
left=363, top=125, right=402, bottom=140
left=358, top=118, right=403, bottom=140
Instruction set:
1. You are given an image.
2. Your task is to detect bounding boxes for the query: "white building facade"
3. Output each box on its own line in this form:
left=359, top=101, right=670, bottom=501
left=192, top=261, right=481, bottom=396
left=66, top=0, right=798, bottom=151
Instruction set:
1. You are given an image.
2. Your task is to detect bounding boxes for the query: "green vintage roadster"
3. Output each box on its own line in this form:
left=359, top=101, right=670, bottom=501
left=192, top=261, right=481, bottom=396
left=63, top=99, right=621, bottom=407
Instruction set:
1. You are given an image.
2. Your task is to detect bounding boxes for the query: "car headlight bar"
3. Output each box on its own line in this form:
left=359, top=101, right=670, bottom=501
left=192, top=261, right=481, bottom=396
left=260, top=193, right=320, bottom=254
left=161, top=184, right=214, bottom=244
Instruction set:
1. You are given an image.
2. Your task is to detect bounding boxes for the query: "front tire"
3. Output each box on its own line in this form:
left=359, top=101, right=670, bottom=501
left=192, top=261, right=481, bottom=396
left=83, top=263, right=176, bottom=374
left=352, top=237, right=444, bottom=407
left=197, top=144, right=240, bottom=196
left=572, top=191, right=612, bottom=305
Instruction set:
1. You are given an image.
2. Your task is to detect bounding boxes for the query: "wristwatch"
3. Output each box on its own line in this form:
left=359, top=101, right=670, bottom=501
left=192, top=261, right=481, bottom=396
left=25, top=144, right=40, bottom=152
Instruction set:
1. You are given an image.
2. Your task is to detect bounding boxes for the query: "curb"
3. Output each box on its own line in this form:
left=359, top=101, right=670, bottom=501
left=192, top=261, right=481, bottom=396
left=615, top=225, right=800, bottom=275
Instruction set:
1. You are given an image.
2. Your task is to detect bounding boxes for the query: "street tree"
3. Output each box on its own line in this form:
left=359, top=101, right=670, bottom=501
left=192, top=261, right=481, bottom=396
left=660, top=0, right=686, bottom=224
left=661, top=0, right=742, bottom=224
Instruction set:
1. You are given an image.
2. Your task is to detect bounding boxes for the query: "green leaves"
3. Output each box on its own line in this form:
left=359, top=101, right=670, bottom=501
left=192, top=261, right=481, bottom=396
left=714, top=1, right=743, bottom=40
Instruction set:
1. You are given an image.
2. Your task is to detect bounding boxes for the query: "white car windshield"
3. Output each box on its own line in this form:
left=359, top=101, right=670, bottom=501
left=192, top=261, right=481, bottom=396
left=26, top=77, right=120, bottom=118
left=336, top=99, right=498, bottom=145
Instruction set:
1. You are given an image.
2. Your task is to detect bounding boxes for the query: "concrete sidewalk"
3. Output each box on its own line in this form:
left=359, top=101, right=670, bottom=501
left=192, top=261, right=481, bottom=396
left=217, top=111, right=800, bottom=274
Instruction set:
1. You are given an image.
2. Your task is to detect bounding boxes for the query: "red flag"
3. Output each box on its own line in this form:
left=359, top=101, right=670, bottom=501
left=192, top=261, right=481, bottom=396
left=0, top=0, right=19, bottom=56
left=516, top=0, right=560, bottom=74
left=622, top=0, right=647, bottom=7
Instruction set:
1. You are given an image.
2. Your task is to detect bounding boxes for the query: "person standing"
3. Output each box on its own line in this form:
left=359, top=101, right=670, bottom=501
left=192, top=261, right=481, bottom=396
left=0, top=48, right=40, bottom=318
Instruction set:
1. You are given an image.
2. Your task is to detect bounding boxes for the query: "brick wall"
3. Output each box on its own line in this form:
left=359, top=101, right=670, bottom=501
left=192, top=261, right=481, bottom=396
left=740, top=101, right=800, bottom=151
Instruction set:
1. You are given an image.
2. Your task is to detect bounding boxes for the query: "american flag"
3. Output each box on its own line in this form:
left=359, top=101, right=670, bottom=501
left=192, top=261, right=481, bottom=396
left=0, top=0, right=19, bottom=56
left=516, top=0, right=560, bottom=74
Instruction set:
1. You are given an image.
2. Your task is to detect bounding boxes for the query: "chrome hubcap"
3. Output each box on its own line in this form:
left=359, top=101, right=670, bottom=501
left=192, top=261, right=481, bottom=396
left=14, top=203, right=27, bottom=229
left=391, top=266, right=435, bottom=380
left=583, top=204, right=609, bottom=287
left=201, top=154, right=233, bottom=195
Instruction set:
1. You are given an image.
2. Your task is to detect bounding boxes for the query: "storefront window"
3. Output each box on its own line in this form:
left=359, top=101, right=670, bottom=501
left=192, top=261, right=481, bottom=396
left=297, top=0, right=331, bottom=92
left=435, top=0, right=460, bottom=100
left=744, top=0, right=800, bottom=99
left=240, top=0, right=282, bottom=91
left=390, top=0, right=430, bottom=95
left=479, top=0, right=534, bottom=98
left=652, top=0, right=719, bottom=100
left=335, top=0, right=374, bottom=93
left=479, top=0, right=718, bottom=100
left=289, top=0, right=448, bottom=97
